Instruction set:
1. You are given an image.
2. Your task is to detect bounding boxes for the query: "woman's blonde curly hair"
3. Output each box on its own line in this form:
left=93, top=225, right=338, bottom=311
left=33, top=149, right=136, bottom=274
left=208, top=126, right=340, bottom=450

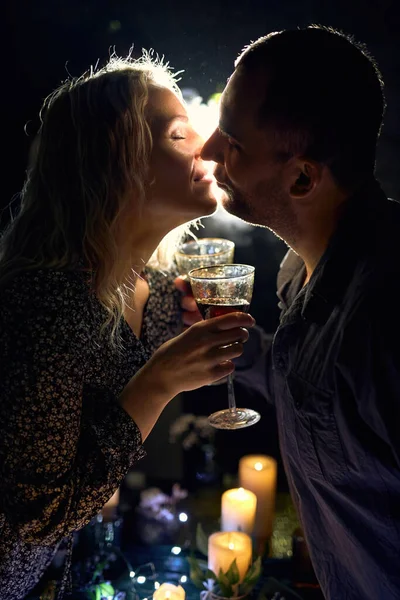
left=0, top=50, right=195, bottom=345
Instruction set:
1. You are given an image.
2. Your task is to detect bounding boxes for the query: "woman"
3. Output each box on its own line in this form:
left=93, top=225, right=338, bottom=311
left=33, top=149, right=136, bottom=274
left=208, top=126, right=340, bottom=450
left=0, top=53, right=254, bottom=598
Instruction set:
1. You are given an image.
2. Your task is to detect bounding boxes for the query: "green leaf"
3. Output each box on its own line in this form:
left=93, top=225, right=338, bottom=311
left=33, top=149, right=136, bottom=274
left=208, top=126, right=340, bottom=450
left=217, top=570, right=233, bottom=598
left=192, top=574, right=207, bottom=590
left=224, top=558, right=240, bottom=586
left=99, top=582, right=115, bottom=596
left=205, top=569, right=217, bottom=580
left=196, top=523, right=209, bottom=556
left=241, top=555, right=262, bottom=588
left=95, top=586, right=101, bottom=600
left=187, top=555, right=206, bottom=589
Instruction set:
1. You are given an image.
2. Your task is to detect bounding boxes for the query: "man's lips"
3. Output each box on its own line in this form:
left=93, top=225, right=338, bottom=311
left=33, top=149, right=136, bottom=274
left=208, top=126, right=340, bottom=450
left=214, top=168, right=231, bottom=190
left=215, top=179, right=231, bottom=190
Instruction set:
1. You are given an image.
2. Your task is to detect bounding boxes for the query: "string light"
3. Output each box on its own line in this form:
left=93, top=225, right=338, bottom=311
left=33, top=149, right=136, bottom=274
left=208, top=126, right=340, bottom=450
left=171, top=546, right=182, bottom=555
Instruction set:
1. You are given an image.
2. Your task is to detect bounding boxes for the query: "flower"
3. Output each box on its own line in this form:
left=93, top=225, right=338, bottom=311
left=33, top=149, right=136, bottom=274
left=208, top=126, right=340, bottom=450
left=138, top=484, right=188, bottom=523
left=140, top=488, right=170, bottom=511
left=169, top=414, right=215, bottom=449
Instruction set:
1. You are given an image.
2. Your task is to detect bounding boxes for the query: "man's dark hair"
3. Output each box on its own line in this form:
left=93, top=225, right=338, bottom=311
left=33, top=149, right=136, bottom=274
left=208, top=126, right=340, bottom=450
left=235, top=25, right=385, bottom=190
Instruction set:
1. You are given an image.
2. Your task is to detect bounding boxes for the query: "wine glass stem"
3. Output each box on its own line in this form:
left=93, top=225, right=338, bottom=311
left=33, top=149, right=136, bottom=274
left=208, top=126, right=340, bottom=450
left=227, top=373, right=237, bottom=412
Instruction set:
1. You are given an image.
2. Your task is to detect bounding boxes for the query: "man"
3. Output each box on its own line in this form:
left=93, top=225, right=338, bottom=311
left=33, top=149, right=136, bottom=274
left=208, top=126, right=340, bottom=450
left=178, top=26, right=400, bottom=599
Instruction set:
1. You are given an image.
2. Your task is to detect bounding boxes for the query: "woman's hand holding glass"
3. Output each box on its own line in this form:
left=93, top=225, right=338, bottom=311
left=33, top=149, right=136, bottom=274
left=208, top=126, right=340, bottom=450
left=145, top=311, right=255, bottom=394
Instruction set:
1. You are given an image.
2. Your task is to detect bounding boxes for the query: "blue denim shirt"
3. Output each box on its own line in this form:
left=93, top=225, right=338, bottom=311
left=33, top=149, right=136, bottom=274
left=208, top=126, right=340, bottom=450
left=237, top=180, right=400, bottom=599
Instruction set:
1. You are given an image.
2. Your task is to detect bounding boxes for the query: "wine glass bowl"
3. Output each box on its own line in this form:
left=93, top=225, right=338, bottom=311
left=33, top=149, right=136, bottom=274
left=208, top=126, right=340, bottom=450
left=189, top=264, right=261, bottom=430
left=175, top=238, right=235, bottom=276
left=188, top=264, right=254, bottom=319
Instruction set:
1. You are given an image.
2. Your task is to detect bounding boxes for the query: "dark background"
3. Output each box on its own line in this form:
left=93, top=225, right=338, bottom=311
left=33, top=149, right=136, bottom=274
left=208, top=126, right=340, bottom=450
left=4, top=0, right=400, bottom=208
left=3, top=0, right=400, bottom=485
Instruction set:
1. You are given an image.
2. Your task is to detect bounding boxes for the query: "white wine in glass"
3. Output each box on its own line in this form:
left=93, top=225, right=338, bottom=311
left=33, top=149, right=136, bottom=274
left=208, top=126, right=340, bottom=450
left=189, top=264, right=261, bottom=430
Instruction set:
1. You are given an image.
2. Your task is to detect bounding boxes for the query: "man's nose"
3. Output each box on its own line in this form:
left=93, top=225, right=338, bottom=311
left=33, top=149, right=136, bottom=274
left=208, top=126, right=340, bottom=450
left=201, top=129, right=224, bottom=164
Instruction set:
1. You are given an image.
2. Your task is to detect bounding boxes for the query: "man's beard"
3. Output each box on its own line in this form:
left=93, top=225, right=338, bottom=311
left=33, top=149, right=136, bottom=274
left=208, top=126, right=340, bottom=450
left=220, top=184, right=254, bottom=222
left=218, top=178, right=298, bottom=243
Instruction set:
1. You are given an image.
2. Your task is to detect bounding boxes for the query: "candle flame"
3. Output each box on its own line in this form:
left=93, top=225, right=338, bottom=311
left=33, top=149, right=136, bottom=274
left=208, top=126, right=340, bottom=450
left=254, top=461, right=263, bottom=471
left=228, top=542, right=235, bottom=550
left=166, top=592, right=171, bottom=599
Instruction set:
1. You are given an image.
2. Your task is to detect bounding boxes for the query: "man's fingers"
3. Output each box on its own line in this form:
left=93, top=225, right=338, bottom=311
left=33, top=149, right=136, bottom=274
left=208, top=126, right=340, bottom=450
left=174, top=276, right=191, bottom=295
left=181, top=295, right=198, bottom=311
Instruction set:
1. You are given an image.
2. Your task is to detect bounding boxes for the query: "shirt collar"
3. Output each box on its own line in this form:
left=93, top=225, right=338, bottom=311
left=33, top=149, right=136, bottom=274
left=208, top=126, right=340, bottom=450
left=277, top=178, right=388, bottom=324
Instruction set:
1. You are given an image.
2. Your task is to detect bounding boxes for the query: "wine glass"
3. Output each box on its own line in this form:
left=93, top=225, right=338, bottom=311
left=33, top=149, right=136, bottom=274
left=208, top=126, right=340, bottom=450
left=189, top=264, right=261, bottom=430
left=175, top=238, right=235, bottom=277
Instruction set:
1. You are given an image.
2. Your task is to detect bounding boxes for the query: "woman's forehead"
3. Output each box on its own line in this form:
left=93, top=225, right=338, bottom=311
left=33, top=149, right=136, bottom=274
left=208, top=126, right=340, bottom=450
left=146, top=85, right=187, bottom=126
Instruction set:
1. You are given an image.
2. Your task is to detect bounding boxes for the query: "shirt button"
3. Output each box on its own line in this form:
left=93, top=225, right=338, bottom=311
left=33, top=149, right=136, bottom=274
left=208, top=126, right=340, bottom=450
left=294, top=399, right=301, bottom=409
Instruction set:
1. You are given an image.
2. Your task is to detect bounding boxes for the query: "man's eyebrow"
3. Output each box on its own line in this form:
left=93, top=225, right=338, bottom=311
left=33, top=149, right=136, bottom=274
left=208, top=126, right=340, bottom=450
left=218, top=103, right=242, bottom=142
left=219, top=121, right=242, bottom=143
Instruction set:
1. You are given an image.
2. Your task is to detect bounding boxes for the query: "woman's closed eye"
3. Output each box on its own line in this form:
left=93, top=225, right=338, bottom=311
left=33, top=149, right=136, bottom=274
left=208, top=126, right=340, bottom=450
left=170, top=128, right=187, bottom=140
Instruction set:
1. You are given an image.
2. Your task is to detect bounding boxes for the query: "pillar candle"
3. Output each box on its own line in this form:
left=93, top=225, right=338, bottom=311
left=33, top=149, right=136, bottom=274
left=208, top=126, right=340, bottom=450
left=238, top=455, right=277, bottom=538
left=208, top=531, right=252, bottom=582
left=221, top=487, right=257, bottom=534
left=153, top=583, right=185, bottom=600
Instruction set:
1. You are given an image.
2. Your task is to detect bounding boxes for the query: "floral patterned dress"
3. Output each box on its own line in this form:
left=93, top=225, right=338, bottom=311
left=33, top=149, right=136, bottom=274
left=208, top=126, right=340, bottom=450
left=0, top=267, right=181, bottom=599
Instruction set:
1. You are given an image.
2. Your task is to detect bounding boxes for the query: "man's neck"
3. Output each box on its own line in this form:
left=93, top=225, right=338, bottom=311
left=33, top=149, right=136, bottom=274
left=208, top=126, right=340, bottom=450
left=289, top=188, right=350, bottom=283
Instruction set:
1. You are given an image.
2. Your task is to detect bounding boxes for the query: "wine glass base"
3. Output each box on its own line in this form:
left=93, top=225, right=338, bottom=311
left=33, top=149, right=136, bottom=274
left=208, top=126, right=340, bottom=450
left=208, top=408, right=261, bottom=430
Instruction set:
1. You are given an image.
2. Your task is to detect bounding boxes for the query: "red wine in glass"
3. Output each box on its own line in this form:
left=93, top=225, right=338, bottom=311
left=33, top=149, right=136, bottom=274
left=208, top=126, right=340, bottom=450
left=197, top=298, right=250, bottom=320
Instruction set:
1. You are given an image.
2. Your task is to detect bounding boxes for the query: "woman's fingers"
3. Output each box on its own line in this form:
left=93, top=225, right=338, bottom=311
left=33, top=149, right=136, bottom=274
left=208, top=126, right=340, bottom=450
left=209, top=341, right=245, bottom=363
left=213, top=326, right=250, bottom=346
left=211, top=360, right=235, bottom=379
left=205, top=312, right=255, bottom=331
left=189, top=320, right=251, bottom=347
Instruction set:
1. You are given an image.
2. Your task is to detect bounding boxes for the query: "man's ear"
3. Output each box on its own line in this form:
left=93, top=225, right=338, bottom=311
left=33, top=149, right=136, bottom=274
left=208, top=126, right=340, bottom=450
left=287, top=158, right=322, bottom=200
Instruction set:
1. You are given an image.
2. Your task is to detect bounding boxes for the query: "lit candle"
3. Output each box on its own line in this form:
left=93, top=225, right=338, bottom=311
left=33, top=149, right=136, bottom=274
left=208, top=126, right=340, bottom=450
left=221, top=487, right=257, bottom=534
left=101, top=488, right=120, bottom=520
left=208, top=531, right=252, bottom=582
left=153, top=583, right=185, bottom=600
left=238, top=455, right=277, bottom=539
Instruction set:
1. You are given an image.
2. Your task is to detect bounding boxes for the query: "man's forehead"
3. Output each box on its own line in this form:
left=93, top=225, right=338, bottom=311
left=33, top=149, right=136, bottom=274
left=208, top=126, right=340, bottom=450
left=220, top=67, right=266, bottom=132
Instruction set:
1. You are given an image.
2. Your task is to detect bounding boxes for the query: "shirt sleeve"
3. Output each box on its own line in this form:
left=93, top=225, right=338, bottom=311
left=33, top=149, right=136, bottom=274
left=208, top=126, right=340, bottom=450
left=0, top=286, right=145, bottom=547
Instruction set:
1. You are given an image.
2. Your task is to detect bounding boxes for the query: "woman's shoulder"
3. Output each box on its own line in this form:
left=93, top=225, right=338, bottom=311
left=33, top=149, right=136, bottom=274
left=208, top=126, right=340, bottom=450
left=0, top=268, right=93, bottom=322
